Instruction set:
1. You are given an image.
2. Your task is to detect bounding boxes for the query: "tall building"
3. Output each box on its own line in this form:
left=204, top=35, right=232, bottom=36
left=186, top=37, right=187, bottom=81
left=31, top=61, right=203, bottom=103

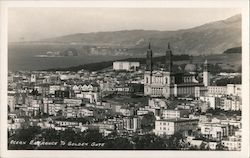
left=203, top=60, right=210, bottom=87
left=144, top=43, right=172, bottom=98
left=165, top=43, right=173, bottom=72
left=146, top=43, right=153, bottom=73
left=144, top=43, right=209, bottom=98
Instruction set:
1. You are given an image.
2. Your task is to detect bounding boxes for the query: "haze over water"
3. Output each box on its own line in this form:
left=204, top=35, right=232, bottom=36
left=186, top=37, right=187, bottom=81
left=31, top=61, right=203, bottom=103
left=8, top=44, right=126, bottom=71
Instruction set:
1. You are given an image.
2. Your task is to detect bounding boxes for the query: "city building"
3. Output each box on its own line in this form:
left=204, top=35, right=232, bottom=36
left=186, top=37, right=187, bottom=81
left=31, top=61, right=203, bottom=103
left=207, top=86, right=227, bottom=96
left=200, top=123, right=230, bottom=141
left=144, top=43, right=208, bottom=98
left=8, top=95, right=16, bottom=112
left=162, top=109, right=189, bottom=119
left=200, top=96, right=220, bottom=109
left=222, top=136, right=241, bottom=151
left=113, top=61, right=140, bottom=71
left=123, top=116, right=141, bottom=132
left=154, top=118, right=199, bottom=136
left=227, top=84, right=241, bottom=96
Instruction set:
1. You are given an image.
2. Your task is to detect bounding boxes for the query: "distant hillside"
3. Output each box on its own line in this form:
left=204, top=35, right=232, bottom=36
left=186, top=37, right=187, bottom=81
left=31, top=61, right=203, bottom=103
left=44, top=54, right=191, bottom=72
left=44, top=52, right=241, bottom=73
left=39, top=14, right=241, bottom=56
left=223, top=47, right=241, bottom=54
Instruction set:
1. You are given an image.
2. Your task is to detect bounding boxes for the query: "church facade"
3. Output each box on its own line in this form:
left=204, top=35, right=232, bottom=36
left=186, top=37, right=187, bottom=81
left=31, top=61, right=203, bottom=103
left=144, top=43, right=210, bottom=98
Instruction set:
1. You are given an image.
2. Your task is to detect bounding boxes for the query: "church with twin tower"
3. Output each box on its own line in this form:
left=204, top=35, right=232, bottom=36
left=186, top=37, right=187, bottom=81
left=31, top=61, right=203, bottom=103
left=144, top=43, right=210, bottom=98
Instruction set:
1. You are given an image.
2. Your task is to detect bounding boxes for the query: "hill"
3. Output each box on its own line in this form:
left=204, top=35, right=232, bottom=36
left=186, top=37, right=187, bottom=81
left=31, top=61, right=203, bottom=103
left=223, top=47, right=241, bottom=54
left=38, top=14, right=241, bottom=56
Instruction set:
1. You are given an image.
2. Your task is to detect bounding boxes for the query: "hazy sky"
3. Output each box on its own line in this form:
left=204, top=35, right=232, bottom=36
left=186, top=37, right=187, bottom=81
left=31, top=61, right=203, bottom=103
left=8, top=8, right=241, bottom=42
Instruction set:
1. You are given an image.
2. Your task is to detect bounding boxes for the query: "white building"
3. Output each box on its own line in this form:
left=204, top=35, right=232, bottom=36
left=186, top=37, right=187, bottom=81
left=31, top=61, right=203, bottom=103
left=208, top=142, right=218, bottom=150
left=137, top=108, right=149, bottom=115
left=48, top=103, right=66, bottom=116
left=8, top=95, right=16, bottom=112
left=194, top=86, right=207, bottom=98
left=154, top=118, right=198, bottom=136
left=222, top=136, right=241, bottom=151
left=148, top=98, right=167, bottom=108
left=146, top=98, right=167, bottom=117
left=203, top=60, right=210, bottom=87
left=200, top=96, right=220, bottom=109
left=59, top=74, right=80, bottom=80
left=8, top=118, right=25, bottom=131
left=206, top=84, right=241, bottom=97
left=63, top=98, right=82, bottom=106
left=113, top=61, right=140, bottom=71
left=78, top=108, right=94, bottom=117
left=200, top=123, right=229, bottom=141
left=76, top=92, right=98, bottom=104
left=221, top=96, right=242, bottom=111
left=144, top=44, right=207, bottom=99
left=207, top=86, right=227, bottom=96
left=227, top=84, right=241, bottom=96
left=123, top=117, right=141, bottom=132
left=119, top=108, right=134, bottom=116
left=162, top=109, right=189, bottom=119
left=49, top=85, right=61, bottom=94
left=30, top=74, right=36, bottom=82
left=144, top=70, right=172, bottom=98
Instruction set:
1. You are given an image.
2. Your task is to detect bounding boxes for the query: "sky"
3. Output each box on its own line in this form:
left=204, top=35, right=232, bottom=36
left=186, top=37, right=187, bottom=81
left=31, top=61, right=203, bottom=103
left=8, top=8, right=241, bottom=42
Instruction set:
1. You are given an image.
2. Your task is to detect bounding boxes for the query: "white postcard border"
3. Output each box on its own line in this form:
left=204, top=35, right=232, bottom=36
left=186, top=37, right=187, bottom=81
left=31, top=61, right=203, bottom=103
left=0, top=1, right=249, bottom=158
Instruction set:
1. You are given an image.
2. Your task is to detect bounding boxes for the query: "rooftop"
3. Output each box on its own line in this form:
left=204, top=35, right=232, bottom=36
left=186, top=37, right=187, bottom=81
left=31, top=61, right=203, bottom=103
left=156, top=118, right=199, bottom=123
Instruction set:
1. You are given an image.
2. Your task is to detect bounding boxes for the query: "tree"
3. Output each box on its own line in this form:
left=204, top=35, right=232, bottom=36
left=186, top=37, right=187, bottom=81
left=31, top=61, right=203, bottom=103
left=8, top=126, right=41, bottom=150
left=141, top=112, right=156, bottom=131
left=167, top=132, right=186, bottom=150
left=104, top=137, right=133, bottom=149
left=216, top=142, right=227, bottom=150
left=82, top=129, right=104, bottom=142
left=200, top=142, right=209, bottom=150
left=133, top=134, right=167, bottom=149
left=215, top=76, right=241, bottom=86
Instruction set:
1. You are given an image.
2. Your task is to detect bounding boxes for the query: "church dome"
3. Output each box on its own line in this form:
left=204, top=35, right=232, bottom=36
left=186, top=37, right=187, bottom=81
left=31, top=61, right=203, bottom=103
left=184, top=63, right=197, bottom=72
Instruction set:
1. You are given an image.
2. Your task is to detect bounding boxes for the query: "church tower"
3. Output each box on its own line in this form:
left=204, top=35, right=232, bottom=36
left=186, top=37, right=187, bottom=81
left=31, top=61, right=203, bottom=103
left=146, top=43, right=153, bottom=75
left=203, top=59, right=210, bottom=87
left=162, top=43, right=173, bottom=98
left=144, top=43, right=153, bottom=96
left=165, top=43, right=173, bottom=72
left=144, top=42, right=173, bottom=99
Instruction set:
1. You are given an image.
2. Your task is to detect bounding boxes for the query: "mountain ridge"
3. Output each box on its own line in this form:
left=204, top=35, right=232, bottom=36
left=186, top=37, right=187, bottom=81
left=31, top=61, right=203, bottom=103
left=15, top=14, right=242, bottom=56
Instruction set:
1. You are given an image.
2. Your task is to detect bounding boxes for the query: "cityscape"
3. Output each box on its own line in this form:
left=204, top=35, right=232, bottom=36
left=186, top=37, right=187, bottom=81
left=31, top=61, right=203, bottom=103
left=8, top=43, right=242, bottom=150
left=7, top=8, right=242, bottom=151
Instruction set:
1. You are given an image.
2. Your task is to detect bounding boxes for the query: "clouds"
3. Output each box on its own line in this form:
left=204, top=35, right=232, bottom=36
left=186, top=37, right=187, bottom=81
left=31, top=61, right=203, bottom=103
left=8, top=8, right=240, bottom=42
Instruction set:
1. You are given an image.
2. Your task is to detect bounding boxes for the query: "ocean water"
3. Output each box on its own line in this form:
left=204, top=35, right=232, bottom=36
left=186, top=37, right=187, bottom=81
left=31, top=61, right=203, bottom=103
left=8, top=44, right=241, bottom=71
left=8, top=44, right=126, bottom=71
